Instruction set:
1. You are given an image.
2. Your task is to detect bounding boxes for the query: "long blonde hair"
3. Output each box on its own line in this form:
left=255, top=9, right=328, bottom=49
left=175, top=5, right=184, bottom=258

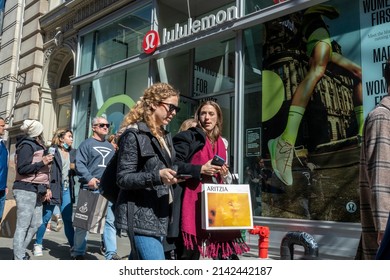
left=120, top=83, right=179, bottom=138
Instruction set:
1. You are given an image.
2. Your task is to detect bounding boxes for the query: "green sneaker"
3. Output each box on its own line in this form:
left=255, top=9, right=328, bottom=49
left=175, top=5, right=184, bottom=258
left=268, top=136, right=293, bottom=186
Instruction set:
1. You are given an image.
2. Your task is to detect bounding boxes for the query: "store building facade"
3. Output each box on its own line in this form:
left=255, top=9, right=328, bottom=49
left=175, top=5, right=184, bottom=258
left=2, top=0, right=384, bottom=258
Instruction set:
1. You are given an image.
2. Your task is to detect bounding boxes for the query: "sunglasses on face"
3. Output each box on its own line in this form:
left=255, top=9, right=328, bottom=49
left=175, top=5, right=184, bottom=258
left=160, top=102, right=181, bottom=113
left=94, top=123, right=110, bottom=128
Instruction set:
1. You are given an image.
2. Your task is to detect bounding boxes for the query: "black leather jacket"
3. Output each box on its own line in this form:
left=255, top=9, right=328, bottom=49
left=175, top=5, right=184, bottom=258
left=115, top=122, right=175, bottom=237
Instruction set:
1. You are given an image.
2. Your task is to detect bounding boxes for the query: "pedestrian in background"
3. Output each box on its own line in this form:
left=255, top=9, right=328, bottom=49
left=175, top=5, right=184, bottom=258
left=13, top=120, right=53, bottom=260
left=355, top=59, right=390, bottom=259
left=0, top=117, right=8, bottom=221
left=32, top=129, right=76, bottom=257
left=245, top=156, right=270, bottom=216
left=107, top=134, right=118, bottom=151
left=178, top=118, right=197, bottom=132
left=115, top=82, right=181, bottom=260
left=173, top=100, right=249, bottom=260
left=73, top=116, right=120, bottom=260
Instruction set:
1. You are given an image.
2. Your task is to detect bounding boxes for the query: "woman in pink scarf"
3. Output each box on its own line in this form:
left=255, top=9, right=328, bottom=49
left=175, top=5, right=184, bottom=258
left=173, top=101, right=249, bottom=260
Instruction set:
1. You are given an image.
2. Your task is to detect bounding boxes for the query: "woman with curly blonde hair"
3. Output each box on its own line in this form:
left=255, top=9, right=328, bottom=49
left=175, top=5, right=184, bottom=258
left=115, top=82, right=182, bottom=259
left=120, top=83, right=178, bottom=141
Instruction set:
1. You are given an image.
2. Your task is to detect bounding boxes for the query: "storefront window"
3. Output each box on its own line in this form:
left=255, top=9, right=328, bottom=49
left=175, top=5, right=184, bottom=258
left=193, top=37, right=235, bottom=97
left=57, top=103, right=71, bottom=129
left=244, top=0, right=285, bottom=15
left=155, top=52, right=195, bottom=134
left=243, top=1, right=361, bottom=223
left=192, top=37, right=235, bottom=160
left=79, top=4, right=152, bottom=75
left=242, top=24, right=264, bottom=217
left=73, top=63, right=148, bottom=146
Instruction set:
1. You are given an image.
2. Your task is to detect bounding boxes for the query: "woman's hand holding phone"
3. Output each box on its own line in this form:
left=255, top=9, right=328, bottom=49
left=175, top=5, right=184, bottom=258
left=175, top=174, right=192, bottom=180
left=211, top=155, right=225, bottom=166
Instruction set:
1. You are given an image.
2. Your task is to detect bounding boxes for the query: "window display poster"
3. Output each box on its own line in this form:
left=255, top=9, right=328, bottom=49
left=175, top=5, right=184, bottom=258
left=246, top=127, right=261, bottom=157
left=359, top=0, right=390, bottom=117
left=259, top=0, right=362, bottom=223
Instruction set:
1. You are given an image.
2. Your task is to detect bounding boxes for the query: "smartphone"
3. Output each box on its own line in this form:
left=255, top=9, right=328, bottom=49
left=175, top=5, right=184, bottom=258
left=211, top=155, right=225, bottom=166
left=175, top=174, right=192, bottom=180
left=48, top=147, right=56, bottom=155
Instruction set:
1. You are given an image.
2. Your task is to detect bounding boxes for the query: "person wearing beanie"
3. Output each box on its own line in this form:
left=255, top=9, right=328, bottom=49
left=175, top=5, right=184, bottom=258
left=12, top=119, right=54, bottom=260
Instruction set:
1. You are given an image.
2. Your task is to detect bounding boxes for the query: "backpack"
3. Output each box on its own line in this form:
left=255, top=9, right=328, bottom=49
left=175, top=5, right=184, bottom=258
left=99, top=128, right=133, bottom=203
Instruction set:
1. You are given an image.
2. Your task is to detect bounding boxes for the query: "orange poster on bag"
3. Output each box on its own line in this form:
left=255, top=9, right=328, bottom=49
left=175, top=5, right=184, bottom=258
left=202, top=184, right=253, bottom=230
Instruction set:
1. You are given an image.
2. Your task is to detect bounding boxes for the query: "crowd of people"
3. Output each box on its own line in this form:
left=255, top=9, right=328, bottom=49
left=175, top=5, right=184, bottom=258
left=0, top=82, right=250, bottom=260
left=1, top=73, right=390, bottom=259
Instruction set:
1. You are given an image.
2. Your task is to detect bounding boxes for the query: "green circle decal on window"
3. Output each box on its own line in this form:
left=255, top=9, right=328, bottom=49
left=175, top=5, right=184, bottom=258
left=262, top=70, right=285, bottom=122
left=96, top=94, right=135, bottom=133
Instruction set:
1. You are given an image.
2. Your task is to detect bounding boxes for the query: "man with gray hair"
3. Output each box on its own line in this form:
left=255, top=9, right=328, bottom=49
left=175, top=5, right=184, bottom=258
left=72, top=116, right=120, bottom=260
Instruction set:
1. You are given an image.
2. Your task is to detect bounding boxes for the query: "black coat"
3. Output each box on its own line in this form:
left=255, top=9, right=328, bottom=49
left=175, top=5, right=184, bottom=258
left=115, top=122, right=176, bottom=237
left=172, top=127, right=206, bottom=179
left=48, top=146, right=77, bottom=205
left=165, top=127, right=207, bottom=240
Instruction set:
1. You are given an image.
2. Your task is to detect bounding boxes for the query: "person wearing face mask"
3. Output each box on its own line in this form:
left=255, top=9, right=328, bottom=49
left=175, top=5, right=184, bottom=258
left=32, top=129, right=76, bottom=257
left=173, top=101, right=250, bottom=260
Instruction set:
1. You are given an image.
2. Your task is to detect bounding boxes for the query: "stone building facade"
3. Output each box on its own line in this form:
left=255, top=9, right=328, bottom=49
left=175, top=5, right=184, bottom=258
left=0, top=0, right=133, bottom=185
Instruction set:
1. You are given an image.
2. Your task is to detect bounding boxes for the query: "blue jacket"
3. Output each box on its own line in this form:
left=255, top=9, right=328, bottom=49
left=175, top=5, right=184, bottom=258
left=0, top=139, right=8, bottom=191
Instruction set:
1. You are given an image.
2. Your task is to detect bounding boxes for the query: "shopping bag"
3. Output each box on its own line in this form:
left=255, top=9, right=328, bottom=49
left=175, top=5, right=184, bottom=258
left=89, top=195, right=108, bottom=234
left=0, top=199, right=17, bottom=238
left=73, top=189, right=108, bottom=234
left=201, top=183, right=253, bottom=230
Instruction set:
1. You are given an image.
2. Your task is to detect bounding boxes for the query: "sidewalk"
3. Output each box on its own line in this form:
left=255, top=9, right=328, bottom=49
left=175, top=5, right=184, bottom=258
left=0, top=227, right=131, bottom=260
left=0, top=227, right=269, bottom=260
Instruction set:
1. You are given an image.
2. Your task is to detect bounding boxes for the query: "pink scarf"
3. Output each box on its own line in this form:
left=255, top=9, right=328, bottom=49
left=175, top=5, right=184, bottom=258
left=181, top=136, right=250, bottom=259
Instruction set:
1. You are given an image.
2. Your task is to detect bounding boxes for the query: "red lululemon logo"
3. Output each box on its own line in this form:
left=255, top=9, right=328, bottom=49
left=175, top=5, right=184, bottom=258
left=143, top=30, right=159, bottom=54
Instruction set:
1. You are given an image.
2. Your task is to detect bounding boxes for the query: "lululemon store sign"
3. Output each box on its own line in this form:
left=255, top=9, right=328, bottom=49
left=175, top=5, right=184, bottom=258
left=143, top=30, right=159, bottom=54
left=142, top=6, right=239, bottom=54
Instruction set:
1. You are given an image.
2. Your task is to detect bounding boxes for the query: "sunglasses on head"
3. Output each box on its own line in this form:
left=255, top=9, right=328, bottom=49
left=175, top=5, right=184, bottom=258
left=94, top=123, right=110, bottom=128
left=160, top=102, right=181, bottom=113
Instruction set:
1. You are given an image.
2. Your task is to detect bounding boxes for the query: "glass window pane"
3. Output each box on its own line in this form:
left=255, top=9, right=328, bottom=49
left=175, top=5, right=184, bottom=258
left=155, top=52, right=194, bottom=135
left=79, top=4, right=152, bottom=74
left=244, top=0, right=282, bottom=15
left=243, top=3, right=361, bottom=222
left=57, top=103, right=71, bottom=129
left=79, top=33, right=94, bottom=74
left=193, top=37, right=235, bottom=97
left=73, top=83, right=90, bottom=146
left=73, top=63, right=148, bottom=146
